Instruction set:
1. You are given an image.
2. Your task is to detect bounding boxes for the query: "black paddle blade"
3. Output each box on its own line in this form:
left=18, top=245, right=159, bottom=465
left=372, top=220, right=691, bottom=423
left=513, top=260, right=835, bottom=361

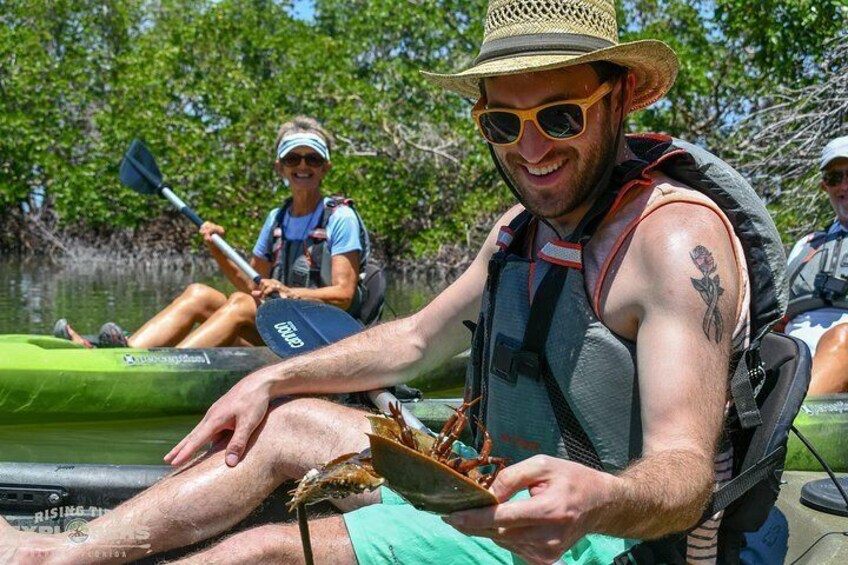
left=256, top=299, right=364, bottom=358
left=120, top=140, right=164, bottom=195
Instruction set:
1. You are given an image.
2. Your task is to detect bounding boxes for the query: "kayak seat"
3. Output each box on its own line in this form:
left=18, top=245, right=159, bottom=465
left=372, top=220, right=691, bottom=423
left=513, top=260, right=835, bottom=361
left=716, top=332, right=812, bottom=558
left=358, top=262, right=387, bottom=326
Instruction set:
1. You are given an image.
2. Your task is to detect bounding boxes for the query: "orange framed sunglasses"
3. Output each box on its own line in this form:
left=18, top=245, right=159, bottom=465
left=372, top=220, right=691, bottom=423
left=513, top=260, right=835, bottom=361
left=472, top=80, right=613, bottom=146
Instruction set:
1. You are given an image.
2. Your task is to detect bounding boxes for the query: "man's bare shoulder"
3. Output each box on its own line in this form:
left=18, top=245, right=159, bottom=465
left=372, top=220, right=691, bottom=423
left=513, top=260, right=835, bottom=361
left=610, top=200, right=740, bottom=339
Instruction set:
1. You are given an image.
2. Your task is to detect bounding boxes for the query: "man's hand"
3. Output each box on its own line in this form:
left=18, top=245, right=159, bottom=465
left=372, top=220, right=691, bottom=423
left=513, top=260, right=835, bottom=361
left=164, top=373, right=274, bottom=468
left=251, top=278, right=295, bottom=299
left=444, top=455, right=610, bottom=565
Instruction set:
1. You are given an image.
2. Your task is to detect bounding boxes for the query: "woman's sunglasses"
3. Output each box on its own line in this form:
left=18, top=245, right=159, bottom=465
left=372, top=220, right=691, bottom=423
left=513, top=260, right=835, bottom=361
left=281, top=153, right=326, bottom=168
left=823, top=170, right=848, bottom=188
left=472, top=80, right=613, bottom=146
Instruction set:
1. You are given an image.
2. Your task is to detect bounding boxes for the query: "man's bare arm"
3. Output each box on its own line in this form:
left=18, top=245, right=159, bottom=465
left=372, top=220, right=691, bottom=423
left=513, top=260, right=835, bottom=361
left=591, top=203, right=738, bottom=538
left=166, top=206, right=524, bottom=466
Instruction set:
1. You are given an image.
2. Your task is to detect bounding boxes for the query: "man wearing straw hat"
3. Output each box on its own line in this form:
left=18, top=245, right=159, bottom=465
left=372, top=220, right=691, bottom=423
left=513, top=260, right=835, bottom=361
left=1, top=1, right=788, bottom=564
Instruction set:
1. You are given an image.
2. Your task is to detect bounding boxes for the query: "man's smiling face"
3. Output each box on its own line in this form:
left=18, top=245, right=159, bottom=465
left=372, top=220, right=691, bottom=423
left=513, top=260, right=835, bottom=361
left=484, top=64, right=621, bottom=231
left=823, top=157, right=848, bottom=227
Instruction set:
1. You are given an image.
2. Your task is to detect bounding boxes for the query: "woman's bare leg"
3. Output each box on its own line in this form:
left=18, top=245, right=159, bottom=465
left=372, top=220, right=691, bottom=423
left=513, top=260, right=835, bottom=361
left=0, top=398, right=374, bottom=565
left=129, top=284, right=228, bottom=348
left=810, top=323, right=848, bottom=395
left=176, top=292, right=261, bottom=348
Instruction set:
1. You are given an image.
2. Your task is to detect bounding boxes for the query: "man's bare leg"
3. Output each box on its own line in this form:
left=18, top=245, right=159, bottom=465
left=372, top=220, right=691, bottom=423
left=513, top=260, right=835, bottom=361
left=176, top=292, right=261, bottom=348
left=169, top=516, right=356, bottom=565
left=0, top=398, right=373, bottom=565
left=810, top=323, right=848, bottom=394
left=129, top=284, right=228, bottom=348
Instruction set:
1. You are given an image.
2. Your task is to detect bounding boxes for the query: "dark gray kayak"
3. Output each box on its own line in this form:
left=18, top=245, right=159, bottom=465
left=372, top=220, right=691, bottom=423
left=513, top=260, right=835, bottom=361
left=2, top=399, right=846, bottom=564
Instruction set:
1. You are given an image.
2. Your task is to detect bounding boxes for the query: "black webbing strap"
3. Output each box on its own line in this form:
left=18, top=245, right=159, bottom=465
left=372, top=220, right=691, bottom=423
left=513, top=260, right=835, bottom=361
left=730, top=349, right=764, bottom=429
left=707, top=446, right=785, bottom=517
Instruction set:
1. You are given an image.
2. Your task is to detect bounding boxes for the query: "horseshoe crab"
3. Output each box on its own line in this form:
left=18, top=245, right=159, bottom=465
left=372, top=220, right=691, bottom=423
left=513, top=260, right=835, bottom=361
left=289, top=398, right=505, bottom=514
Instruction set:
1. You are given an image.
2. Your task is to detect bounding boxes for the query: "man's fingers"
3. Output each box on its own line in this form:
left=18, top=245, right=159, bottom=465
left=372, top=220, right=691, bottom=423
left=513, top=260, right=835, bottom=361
left=225, top=412, right=261, bottom=467
left=166, top=418, right=223, bottom=467
left=446, top=497, right=546, bottom=529
left=489, top=456, right=550, bottom=501
left=164, top=419, right=206, bottom=463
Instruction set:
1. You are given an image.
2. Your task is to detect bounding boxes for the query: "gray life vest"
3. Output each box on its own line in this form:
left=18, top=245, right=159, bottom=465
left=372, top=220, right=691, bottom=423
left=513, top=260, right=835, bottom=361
left=784, top=225, right=848, bottom=321
left=270, top=196, right=372, bottom=320
left=466, top=134, right=790, bottom=564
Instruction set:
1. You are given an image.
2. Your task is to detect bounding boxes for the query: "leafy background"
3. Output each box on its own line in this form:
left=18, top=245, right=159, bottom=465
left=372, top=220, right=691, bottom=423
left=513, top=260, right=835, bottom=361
left=1, top=0, right=846, bottom=262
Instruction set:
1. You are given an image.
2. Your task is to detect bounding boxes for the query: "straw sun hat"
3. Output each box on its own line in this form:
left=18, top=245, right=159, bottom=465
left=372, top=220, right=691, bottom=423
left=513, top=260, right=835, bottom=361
left=422, top=0, right=679, bottom=111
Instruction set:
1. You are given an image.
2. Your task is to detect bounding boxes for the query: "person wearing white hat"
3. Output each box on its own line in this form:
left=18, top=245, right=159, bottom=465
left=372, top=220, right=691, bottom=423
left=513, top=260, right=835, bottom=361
left=784, top=134, right=848, bottom=394
left=53, top=116, right=367, bottom=349
left=2, top=2, right=791, bottom=564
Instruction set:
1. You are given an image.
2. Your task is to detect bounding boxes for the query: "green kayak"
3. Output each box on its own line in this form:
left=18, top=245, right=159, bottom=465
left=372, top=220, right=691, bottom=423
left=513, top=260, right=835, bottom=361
left=785, top=393, right=848, bottom=472
left=0, top=335, right=465, bottom=424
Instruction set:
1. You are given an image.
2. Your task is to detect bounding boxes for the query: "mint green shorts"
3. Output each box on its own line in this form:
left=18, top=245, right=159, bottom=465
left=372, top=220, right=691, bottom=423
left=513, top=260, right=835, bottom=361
left=343, top=487, right=638, bottom=564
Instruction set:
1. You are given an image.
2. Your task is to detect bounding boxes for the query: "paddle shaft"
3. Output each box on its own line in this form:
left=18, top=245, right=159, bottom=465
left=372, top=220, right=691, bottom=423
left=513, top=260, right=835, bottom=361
left=366, top=390, right=431, bottom=435
left=160, top=186, right=262, bottom=284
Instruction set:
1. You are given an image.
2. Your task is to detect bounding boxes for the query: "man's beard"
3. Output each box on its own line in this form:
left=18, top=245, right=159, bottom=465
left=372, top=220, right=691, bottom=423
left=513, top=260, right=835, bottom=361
left=500, top=124, right=618, bottom=224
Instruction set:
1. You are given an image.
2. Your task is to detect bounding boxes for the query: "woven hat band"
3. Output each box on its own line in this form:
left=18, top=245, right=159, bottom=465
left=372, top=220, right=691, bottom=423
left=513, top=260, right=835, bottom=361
left=474, top=33, right=615, bottom=65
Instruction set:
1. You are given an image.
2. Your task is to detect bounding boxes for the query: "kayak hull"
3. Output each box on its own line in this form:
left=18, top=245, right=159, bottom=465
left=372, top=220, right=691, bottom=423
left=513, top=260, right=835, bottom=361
left=0, top=335, right=466, bottom=423
left=0, top=336, right=281, bottom=424
left=785, top=394, right=848, bottom=472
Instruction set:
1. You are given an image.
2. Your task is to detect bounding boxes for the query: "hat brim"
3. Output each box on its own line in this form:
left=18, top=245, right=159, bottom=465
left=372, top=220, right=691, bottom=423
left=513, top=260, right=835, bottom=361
left=421, top=40, right=678, bottom=111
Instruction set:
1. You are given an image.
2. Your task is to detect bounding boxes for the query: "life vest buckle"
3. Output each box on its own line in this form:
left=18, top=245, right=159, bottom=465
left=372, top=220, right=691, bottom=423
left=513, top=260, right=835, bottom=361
left=308, top=228, right=328, bottom=240
left=492, top=336, right=541, bottom=382
left=511, top=350, right=541, bottom=380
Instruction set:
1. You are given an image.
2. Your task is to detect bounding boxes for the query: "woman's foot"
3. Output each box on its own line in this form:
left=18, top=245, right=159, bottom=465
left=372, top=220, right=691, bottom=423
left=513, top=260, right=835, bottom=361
left=98, top=322, right=129, bottom=348
left=52, top=319, right=93, bottom=348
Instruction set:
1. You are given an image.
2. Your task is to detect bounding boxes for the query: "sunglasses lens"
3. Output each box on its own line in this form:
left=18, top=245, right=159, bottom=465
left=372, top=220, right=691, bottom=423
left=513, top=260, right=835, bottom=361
left=537, top=103, right=584, bottom=139
left=283, top=154, right=325, bottom=167
left=824, top=171, right=846, bottom=187
left=304, top=154, right=325, bottom=167
left=479, top=112, right=522, bottom=145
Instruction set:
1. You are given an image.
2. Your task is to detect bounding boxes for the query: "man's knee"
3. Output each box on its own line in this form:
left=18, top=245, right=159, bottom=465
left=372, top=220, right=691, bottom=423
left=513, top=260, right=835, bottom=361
left=819, top=323, right=848, bottom=350
left=263, top=397, right=347, bottom=434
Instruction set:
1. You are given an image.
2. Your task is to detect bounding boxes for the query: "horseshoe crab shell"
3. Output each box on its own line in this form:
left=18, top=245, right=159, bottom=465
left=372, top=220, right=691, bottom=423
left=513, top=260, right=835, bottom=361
left=366, top=416, right=498, bottom=514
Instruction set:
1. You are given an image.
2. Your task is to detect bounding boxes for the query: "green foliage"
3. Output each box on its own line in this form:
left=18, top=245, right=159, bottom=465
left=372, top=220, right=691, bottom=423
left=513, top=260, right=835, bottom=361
left=1, top=0, right=846, bottom=257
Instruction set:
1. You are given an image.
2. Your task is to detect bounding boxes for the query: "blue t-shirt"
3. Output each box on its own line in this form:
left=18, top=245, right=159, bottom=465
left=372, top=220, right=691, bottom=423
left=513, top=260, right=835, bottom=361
left=252, top=197, right=363, bottom=262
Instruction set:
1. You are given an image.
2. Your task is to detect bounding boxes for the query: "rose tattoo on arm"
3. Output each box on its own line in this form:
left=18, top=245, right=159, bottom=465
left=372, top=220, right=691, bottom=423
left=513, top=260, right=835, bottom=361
left=690, top=245, right=724, bottom=343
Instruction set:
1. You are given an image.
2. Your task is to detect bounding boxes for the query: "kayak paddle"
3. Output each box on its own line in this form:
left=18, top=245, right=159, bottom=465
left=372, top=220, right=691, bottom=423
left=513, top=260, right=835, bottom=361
left=119, top=140, right=263, bottom=285
left=119, top=141, right=425, bottom=429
